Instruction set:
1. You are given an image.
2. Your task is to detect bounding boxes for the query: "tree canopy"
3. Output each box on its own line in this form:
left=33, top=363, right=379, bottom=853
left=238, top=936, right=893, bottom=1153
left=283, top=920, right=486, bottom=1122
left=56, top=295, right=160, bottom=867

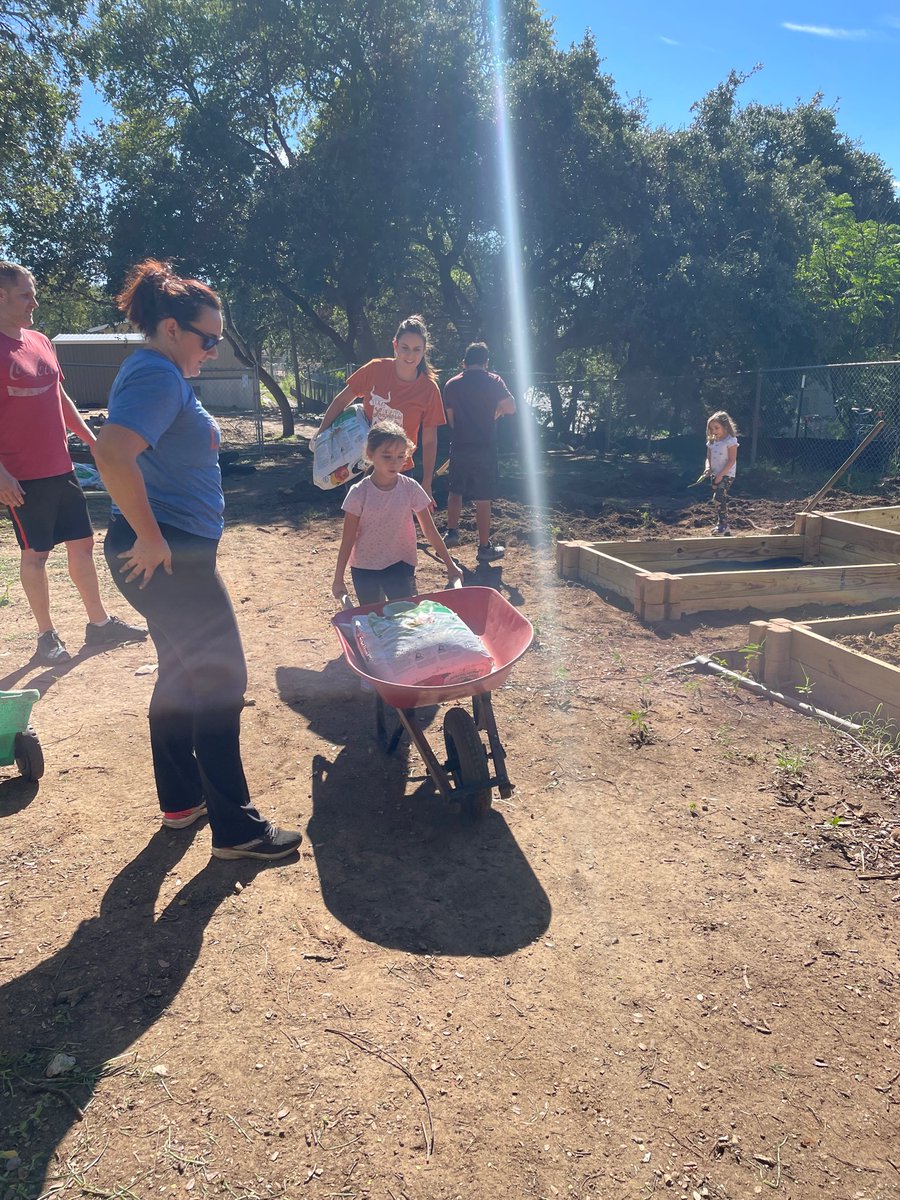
left=3, top=0, right=899, bottom=433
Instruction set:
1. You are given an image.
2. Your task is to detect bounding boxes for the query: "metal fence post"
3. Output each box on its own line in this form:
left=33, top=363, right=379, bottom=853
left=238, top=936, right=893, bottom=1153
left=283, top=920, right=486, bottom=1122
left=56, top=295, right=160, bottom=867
left=750, top=370, right=762, bottom=466
left=791, top=373, right=807, bottom=474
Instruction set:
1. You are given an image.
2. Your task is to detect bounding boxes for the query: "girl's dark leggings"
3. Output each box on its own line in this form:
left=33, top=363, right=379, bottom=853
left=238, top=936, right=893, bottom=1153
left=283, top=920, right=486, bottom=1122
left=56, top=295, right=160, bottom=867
left=711, top=476, right=734, bottom=524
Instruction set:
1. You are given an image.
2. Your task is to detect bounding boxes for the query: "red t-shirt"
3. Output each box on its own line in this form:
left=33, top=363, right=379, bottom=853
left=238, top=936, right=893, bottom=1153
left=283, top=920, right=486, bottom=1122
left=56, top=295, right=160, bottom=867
left=345, top=358, right=445, bottom=468
left=0, top=329, right=72, bottom=480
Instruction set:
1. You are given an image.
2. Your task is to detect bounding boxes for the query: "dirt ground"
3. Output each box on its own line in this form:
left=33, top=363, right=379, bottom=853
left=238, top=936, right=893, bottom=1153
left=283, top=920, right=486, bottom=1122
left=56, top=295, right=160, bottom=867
left=2, top=447, right=900, bottom=1200
left=836, top=629, right=900, bottom=670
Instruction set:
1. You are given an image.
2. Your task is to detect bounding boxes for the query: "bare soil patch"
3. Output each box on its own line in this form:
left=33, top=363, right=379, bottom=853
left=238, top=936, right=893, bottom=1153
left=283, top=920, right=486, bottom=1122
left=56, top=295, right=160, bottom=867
left=1, top=449, right=899, bottom=1200
left=837, top=629, right=900, bottom=671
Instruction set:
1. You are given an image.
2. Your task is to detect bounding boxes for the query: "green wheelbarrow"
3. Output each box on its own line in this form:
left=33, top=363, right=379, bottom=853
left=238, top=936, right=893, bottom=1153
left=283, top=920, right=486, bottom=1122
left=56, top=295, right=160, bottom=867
left=0, top=689, right=44, bottom=782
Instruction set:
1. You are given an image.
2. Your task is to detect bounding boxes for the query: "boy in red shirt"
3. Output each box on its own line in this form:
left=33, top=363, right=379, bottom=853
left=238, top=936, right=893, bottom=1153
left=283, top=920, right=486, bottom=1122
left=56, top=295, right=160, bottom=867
left=0, top=262, right=145, bottom=664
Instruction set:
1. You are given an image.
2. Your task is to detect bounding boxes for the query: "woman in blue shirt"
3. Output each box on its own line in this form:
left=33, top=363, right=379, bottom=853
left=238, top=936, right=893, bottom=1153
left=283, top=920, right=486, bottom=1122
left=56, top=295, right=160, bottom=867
left=95, top=260, right=301, bottom=862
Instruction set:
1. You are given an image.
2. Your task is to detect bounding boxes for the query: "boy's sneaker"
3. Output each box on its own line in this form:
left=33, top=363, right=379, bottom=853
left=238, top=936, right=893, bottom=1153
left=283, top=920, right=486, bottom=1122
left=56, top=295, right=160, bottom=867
left=713, top=523, right=732, bottom=537
left=443, top=528, right=460, bottom=547
left=476, top=542, right=505, bottom=562
left=85, top=615, right=149, bottom=647
left=211, top=825, right=303, bottom=861
left=162, top=803, right=208, bottom=829
left=35, top=630, right=71, bottom=665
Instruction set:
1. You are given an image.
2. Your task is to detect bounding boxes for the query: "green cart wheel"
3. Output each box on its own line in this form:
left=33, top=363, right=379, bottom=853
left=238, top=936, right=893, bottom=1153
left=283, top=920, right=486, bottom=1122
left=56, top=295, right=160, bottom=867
left=14, top=728, right=44, bottom=782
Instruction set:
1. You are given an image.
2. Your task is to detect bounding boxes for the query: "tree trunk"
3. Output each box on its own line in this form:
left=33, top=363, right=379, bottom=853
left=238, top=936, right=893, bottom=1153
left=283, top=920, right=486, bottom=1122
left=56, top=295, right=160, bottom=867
left=222, top=300, right=295, bottom=437
left=547, top=381, right=565, bottom=433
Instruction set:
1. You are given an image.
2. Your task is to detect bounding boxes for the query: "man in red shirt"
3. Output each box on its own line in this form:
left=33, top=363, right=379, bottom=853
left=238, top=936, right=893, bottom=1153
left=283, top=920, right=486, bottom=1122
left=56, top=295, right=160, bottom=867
left=0, top=262, right=146, bottom=664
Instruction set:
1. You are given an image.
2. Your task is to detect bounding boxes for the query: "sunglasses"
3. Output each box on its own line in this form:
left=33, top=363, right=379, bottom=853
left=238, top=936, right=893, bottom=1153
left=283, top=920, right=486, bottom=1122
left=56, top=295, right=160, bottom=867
left=178, top=321, right=224, bottom=352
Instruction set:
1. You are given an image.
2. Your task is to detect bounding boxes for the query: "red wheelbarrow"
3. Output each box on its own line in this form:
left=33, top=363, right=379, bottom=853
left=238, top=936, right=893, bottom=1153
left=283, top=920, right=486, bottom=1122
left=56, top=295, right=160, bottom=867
left=331, top=587, right=533, bottom=818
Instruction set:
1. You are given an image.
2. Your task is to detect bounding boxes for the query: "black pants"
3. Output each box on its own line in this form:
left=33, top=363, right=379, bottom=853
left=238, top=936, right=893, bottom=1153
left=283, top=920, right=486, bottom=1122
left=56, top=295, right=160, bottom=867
left=105, top=516, right=269, bottom=848
left=350, top=560, right=417, bottom=606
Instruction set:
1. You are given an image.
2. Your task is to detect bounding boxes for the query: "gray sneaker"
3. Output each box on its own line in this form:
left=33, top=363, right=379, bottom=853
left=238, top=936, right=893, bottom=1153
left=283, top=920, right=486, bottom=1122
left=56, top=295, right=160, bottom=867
left=443, top=529, right=460, bottom=547
left=212, top=825, right=303, bottom=861
left=84, top=615, right=148, bottom=647
left=36, top=630, right=71, bottom=665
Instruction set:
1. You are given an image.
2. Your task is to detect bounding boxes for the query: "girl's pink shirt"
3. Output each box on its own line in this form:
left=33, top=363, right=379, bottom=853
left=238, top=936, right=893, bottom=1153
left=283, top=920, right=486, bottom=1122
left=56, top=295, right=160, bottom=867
left=342, top=474, right=431, bottom=568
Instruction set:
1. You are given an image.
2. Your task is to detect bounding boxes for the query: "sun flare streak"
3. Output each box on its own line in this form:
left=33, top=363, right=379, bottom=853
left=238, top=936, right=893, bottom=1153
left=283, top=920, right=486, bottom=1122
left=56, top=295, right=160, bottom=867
left=487, top=0, right=556, bottom=626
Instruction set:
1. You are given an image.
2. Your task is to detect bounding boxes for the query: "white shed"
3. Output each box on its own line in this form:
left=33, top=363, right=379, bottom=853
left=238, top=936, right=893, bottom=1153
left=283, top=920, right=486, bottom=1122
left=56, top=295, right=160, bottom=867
left=52, top=333, right=259, bottom=413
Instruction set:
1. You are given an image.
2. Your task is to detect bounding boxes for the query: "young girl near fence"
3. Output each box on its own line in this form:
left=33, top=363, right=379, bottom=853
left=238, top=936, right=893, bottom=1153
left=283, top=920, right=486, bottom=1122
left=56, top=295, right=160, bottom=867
left=332, top=422, right=462, bottom=605
left=705, top=411, right=739, bottom=536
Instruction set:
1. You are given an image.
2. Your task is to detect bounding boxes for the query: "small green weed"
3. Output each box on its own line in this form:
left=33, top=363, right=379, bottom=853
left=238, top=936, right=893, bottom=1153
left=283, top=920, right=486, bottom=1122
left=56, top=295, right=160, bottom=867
left=627, top=706, right=652, bottom=746
left=849, top=706, right=900, bottom=764
left=774, top=747, right=810, bottom=778
left=795, top=668, right=814, bottom=697
left=739, top=639, right=765, bottom=675
left=627, top=685, right=654, bottom=746
left=682, top=678, right=705, bottom=712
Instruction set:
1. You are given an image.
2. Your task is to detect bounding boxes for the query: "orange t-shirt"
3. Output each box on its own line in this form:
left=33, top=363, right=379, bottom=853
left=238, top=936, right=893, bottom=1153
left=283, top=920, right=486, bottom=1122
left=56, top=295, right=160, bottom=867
left=345, top=358, right=445, bottom=468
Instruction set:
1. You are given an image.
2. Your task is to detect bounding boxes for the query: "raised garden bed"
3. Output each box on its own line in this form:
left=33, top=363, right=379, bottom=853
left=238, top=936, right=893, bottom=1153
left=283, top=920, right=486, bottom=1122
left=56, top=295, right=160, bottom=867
left=817, top=504, right=900, bottom=533
left=747, top=610, right=900, bottom=729
left=557, top=519, right=900, bottom=623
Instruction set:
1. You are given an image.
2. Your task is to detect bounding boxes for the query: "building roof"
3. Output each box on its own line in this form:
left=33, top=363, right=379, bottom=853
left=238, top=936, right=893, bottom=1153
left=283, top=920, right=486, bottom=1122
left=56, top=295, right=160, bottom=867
left=52, top=333, right=144, bottom=344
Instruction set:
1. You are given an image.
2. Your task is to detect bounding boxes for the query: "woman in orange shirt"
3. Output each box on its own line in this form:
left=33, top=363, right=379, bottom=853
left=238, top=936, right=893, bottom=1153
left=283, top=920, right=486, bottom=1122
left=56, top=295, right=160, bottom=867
left=314, top=315, right=445, bottom=503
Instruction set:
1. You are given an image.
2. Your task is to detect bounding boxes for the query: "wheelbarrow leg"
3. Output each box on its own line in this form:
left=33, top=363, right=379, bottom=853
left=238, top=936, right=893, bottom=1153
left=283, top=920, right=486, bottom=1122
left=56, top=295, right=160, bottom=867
left=395, top=708, right=456, bottom=803
left=375, top=695, right=405, bottom=755
left=473, top=693, right=514, bottom=799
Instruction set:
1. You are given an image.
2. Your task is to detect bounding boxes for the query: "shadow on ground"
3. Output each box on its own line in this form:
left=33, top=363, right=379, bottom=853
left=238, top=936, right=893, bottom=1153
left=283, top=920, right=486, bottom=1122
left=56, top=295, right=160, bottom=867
left=0, top=831, right=270, bottom=1197
left=276, top=660, right=551, bottom=958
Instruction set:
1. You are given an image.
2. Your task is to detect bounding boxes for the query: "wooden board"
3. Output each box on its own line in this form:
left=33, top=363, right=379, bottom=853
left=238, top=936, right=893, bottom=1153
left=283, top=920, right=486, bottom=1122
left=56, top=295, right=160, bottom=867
left=583, top=550, right=643, bottom=599
left=785, top=627, right=900, bottom=727
left=580, top=535, right=801, bottom=567
left=799, top=610, right=900, bottom=636
left=817, top=537, right=886, bottom=566
left=816, top=514, right=900, bottom=563
left=828, top=505, right=900, bottom=531
left=676, top=563, right=900, bottom=604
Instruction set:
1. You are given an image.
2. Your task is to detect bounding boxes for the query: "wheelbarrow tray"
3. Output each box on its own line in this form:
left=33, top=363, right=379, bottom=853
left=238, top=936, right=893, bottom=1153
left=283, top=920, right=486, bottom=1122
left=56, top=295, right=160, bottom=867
left=331, top=586, right=533, bottom=710
left=0, top=689, right=40, bottom=767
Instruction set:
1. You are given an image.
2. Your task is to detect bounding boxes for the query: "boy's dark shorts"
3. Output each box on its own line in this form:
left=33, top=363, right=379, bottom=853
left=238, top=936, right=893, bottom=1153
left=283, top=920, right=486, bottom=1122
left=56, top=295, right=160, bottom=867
left=448, top=451, right=499, bottom=502
left=7, top=472, right=94, bottom=552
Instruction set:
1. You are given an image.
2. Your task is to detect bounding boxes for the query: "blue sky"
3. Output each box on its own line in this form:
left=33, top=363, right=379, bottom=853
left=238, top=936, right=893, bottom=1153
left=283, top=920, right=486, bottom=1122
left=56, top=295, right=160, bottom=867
left=547, top=1, right=900, bottom=182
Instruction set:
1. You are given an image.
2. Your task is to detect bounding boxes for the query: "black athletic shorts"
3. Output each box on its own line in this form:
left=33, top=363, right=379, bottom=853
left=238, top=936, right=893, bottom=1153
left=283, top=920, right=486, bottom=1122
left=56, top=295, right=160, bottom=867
left=447, top=450, right=499, bottom=502
left=7, top=471, right=94, bottom=552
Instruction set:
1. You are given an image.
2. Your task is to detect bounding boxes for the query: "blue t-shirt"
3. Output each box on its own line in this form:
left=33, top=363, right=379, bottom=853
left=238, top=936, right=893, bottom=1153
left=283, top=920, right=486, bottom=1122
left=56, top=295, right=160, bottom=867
left=106, top=348, right=224, bottom=539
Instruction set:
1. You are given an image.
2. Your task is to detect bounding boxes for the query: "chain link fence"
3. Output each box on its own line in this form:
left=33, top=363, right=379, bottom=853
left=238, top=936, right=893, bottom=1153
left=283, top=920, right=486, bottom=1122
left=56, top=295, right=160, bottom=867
left=264, top=359, right=355, bottom=414
left=267, top=355, right=900, bottom=484
left=525, top=360, right=900, bottom=482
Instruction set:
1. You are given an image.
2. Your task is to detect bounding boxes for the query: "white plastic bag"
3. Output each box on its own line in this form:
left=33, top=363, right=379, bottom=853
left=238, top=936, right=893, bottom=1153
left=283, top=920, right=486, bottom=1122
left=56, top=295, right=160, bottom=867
left=311, top=403, right=370, bottom=490
left=352, top=600, right=493, bottom=687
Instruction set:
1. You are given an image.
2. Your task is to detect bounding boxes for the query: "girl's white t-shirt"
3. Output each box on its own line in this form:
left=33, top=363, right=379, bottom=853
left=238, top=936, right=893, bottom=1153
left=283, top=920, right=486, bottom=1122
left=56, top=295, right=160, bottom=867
left=342, top=474, right=431, bottom=569
left=708, top=435, right=739, bottom=478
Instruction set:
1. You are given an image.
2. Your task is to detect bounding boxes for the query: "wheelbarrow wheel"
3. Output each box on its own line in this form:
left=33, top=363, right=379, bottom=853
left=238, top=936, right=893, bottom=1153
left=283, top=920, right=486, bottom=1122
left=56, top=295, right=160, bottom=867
left=14, top=727, right=44, bottom=782
left=443, top=707, right=492, bottom=819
